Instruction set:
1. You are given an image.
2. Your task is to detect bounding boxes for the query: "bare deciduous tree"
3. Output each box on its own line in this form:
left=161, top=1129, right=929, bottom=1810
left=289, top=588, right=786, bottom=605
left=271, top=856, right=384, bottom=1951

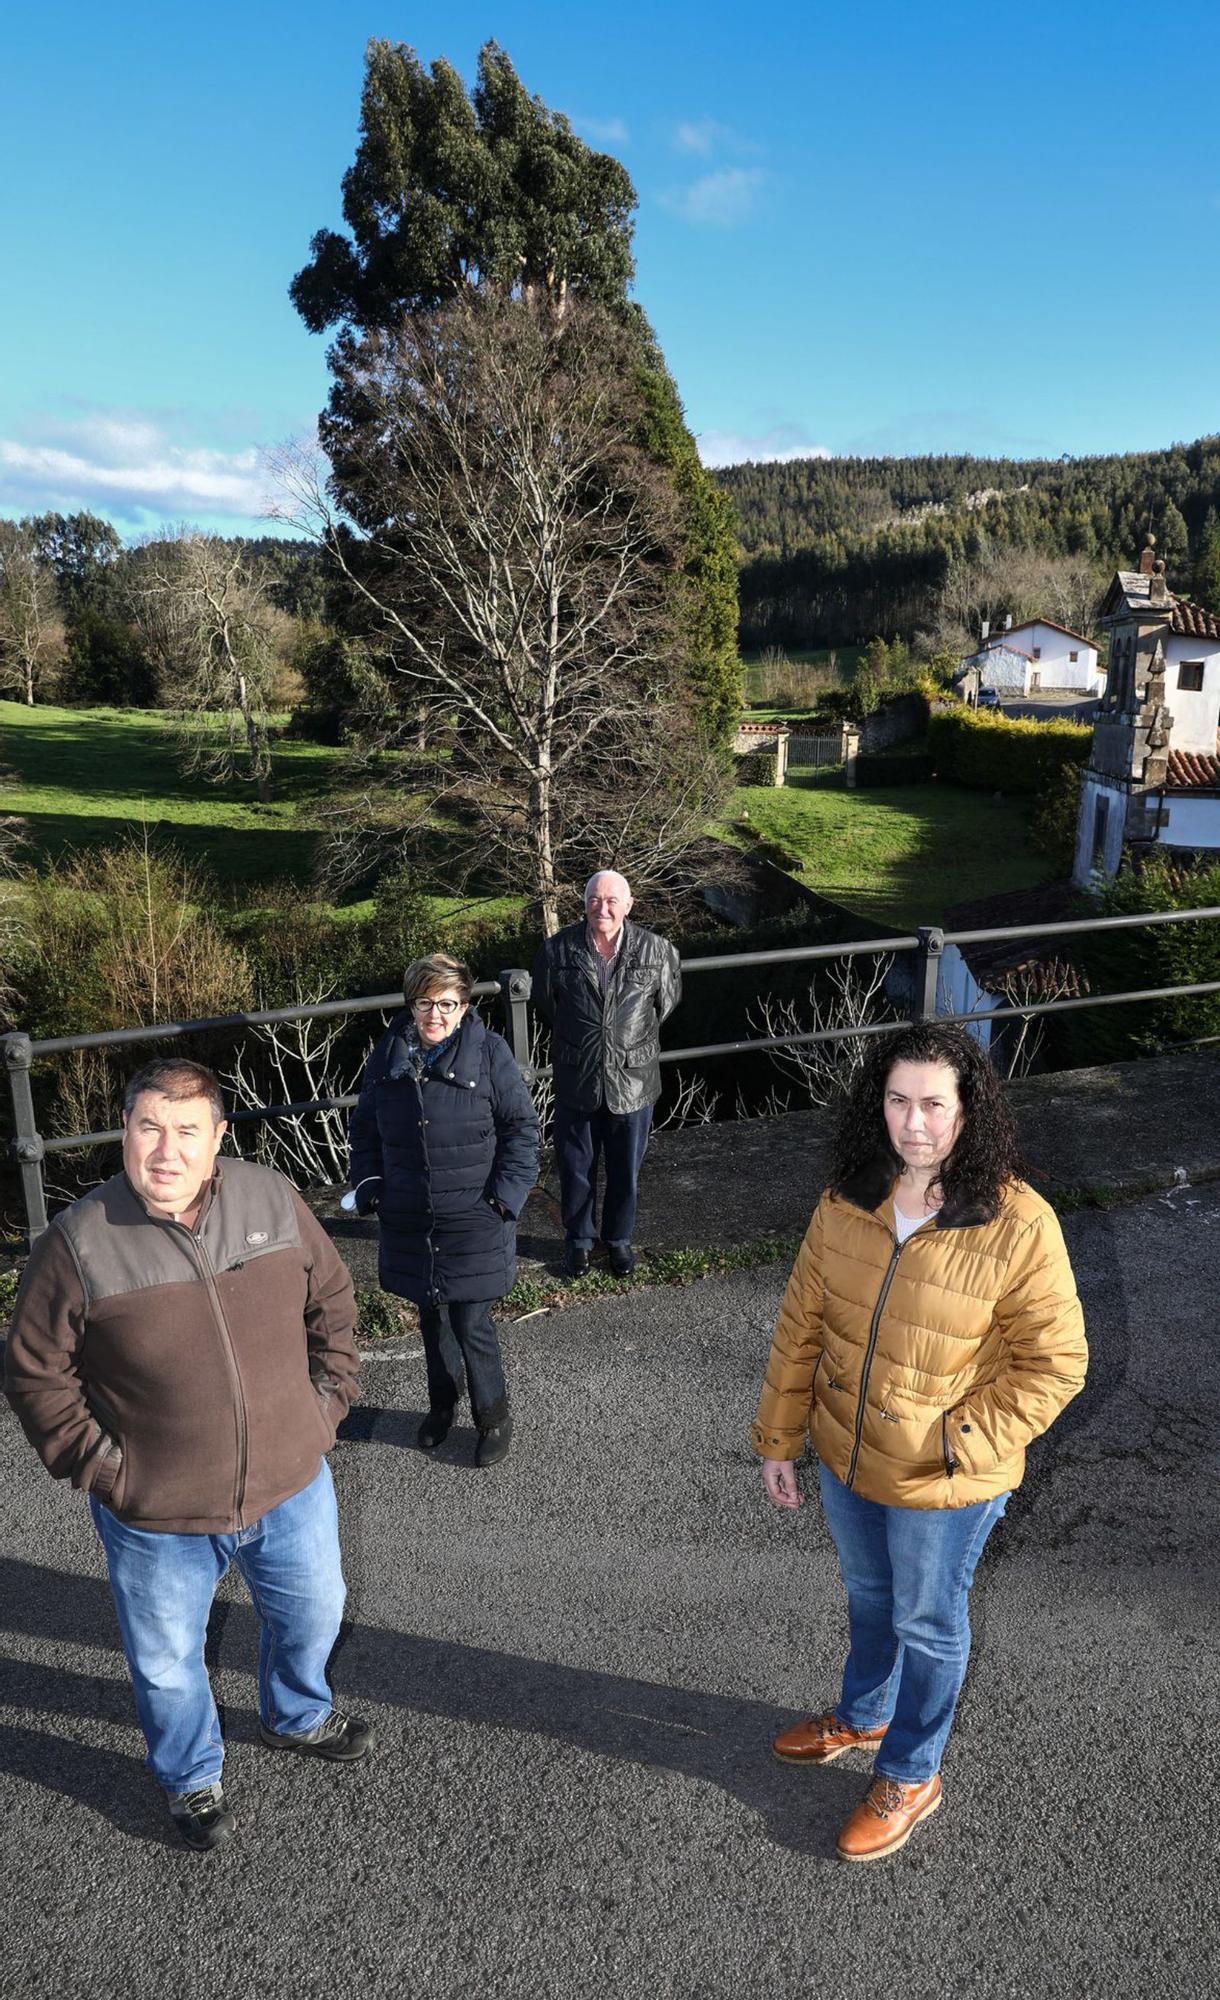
left=935, top=549, right=1106, bottom=657
left=749, top=954, right=899, bottom=1108
left=124, top=532, right=279, bottom=799
left=224, top=987, right=388, bottom=1187
left=274, top=291, right=726, bottom=932
left=0, top=521, right=63, bottom=705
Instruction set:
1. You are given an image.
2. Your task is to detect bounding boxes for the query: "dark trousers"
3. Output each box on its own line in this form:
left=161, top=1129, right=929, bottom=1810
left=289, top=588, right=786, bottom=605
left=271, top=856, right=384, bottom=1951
left=553, top=1101, right=654, bottom=1251
left=418, top=1298, right=508, bottom=1431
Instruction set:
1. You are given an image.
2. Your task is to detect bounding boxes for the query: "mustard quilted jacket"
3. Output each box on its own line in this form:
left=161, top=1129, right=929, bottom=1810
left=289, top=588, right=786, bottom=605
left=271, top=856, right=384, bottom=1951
left=751, top=1178, right=1087, bottom=1507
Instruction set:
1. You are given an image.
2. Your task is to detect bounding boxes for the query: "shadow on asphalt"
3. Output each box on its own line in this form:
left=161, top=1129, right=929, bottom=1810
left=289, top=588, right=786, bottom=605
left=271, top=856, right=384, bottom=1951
left=0, top=1556, right=861, bottom=1857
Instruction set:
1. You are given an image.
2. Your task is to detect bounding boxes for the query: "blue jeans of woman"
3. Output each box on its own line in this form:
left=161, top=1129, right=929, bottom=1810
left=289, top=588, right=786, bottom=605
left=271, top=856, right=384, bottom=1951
left=818, top=1462, right=1009, bottom=1783
left=90, top=1460, right=346, bottom=1796
left=419, top=1297, right=508, bottom=1429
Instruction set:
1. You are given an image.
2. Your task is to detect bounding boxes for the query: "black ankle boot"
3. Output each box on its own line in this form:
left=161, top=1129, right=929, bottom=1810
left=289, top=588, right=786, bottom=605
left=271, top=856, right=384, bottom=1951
left=475, top=1410, right=514, bottom=1468
left=418, top=1408, right=453, bottom=1452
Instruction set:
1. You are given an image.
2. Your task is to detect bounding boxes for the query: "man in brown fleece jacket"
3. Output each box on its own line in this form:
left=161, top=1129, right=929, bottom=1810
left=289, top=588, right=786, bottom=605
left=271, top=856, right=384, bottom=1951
left=4, top=1058, right=371, bottom=1853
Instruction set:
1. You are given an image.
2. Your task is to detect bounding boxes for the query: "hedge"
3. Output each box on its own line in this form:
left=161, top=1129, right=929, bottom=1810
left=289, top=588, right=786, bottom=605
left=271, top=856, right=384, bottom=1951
left=855, top=751, right=932, bottom=786
left=927, top=706, right=1091, bottom=795
left=735, top=749, right=777, bottom=786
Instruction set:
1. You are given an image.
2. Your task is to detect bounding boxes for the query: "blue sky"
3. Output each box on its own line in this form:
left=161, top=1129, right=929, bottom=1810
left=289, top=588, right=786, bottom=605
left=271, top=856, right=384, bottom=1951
left=3, top=0, right=1219, bottom=537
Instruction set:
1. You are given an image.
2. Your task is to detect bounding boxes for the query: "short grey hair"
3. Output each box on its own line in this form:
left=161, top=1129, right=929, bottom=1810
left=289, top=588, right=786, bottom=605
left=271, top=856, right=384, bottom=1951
left=584, top=870, right=632, bottom=903
left=123, top=1060, right=227, bottom=1125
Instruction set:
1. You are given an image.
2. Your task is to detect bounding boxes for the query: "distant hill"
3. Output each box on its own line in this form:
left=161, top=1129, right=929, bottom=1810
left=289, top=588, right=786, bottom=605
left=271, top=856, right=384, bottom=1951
left=714, top=437, right=1220, bottom=650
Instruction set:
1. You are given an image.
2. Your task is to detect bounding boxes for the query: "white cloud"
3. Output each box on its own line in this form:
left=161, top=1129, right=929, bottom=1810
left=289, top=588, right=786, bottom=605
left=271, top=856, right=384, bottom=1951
left=672, top=118, right=752, bottom=158
left=697, top=427, right=832, bottom=468
left=571, top=112, right=629, bottom=145
left=660, top=167, right=767, bottom=228
left=0, top=408, right=279, bottom=529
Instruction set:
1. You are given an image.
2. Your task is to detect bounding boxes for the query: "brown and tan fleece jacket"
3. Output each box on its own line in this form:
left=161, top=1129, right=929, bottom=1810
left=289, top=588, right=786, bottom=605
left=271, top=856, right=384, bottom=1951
left=3, top=1159, right=360, bottom=1534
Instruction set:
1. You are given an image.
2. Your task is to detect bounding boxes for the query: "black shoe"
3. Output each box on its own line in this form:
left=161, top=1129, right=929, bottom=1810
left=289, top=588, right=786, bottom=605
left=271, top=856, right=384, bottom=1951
left=168, top=1781, right=236, bottom=1853
left=607, top=1245, right=636, bottom=1277
left=259, top=1710, right=376, bottom=1762
left=475, top=1411, right=514, bottom=1468
left=417, top=1408, right=453, bottom=1452
left=564, top=1245, right=591, bottom=1277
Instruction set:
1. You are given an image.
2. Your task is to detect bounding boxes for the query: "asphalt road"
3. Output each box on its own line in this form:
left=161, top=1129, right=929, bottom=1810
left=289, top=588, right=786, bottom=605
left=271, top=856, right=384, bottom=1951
left=996, top=693, right=1099, bottom=723
left=2, top=1186, right=1218, bottom=1999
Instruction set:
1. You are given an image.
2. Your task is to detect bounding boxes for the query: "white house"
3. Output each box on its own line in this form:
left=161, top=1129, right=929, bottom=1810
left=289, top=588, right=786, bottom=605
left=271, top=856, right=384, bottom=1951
left=962, top=618, right=1103, bottom=697
left=1072, top=539, right=1220, bottom=884
left=1000, top=620, right=1103, bottom=693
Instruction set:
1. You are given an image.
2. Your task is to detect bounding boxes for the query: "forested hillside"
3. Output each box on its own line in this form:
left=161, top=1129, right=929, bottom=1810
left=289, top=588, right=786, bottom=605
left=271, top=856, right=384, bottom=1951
left=716, top=435, right=1220, bottom=650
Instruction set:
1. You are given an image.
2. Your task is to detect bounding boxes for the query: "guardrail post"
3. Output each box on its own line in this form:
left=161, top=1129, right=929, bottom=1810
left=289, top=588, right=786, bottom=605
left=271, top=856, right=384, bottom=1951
left=498, top=968, right=533, bottom=1076
left=913, top=927, right=945, bottom=1023
left=4, top=1032, right=49, bottom=1244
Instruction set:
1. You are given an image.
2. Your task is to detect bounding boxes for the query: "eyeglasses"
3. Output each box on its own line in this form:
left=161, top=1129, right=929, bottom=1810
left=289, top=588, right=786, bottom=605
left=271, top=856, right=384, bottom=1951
left=413, top=997, right=462, bottom=1016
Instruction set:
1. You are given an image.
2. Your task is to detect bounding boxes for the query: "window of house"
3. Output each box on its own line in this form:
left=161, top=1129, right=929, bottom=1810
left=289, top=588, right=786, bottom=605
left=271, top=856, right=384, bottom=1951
left=1032, top=647, right=1041, bottom=660
left=1178, top=661, right=1205, bottom=692
left=1069, top=651, right=1078, bottom=663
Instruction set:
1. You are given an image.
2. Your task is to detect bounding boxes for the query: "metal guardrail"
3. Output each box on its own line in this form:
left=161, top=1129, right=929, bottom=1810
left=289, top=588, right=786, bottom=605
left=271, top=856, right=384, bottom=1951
left=3, top=909, right=1219, bottom=1246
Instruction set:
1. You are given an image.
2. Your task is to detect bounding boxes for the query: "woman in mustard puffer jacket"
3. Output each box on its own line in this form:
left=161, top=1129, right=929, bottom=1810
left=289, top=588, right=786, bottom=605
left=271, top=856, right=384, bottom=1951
left=753, top=1022, right=1086, bottom=1863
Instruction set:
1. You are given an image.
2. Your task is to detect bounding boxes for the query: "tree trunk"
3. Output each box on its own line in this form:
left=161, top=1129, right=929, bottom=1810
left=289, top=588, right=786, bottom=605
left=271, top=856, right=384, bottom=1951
left=237, top=671, right=271, bottom=802
left=529, top=769, right=560, bottom=935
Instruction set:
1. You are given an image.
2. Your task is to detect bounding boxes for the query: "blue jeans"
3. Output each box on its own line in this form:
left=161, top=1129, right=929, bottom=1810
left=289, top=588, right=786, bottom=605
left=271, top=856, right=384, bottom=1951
left=818, top=1462, right=1009, bottom=1783
left=419, top=1296, right=508, bottom=1429
left=553, top=1101, right=653, bottom=1250
left=90, top=1461, right=347, bottom=1796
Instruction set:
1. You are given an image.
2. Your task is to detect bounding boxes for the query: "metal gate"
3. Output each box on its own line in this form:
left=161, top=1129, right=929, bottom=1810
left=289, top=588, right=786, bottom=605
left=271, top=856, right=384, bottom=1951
left=786, top=730, right=844, bottom=769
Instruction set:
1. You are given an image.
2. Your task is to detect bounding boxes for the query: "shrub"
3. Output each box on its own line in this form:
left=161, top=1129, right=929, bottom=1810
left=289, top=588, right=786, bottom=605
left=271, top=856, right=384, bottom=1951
left=734, top=749, right=776, bottom=786
left=855, top=751, right=932, bottom=786
left=927, top=706, right=1091, bottom=795
left=1029, top=760, right=1084, bottom=875
left=1054, top=854, right=1220, bottom=1066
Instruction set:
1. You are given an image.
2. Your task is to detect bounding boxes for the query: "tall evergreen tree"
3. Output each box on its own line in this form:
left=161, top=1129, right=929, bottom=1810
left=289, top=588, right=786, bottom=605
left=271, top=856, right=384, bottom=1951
left=290, top=38, right=739, bottom=746
left=1192, top=506, right=1220, bottom=612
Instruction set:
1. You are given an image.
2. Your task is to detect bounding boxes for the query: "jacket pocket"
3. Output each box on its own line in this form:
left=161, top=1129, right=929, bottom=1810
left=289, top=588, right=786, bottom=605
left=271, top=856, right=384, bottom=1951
left=89, top=1437, right=123, bottom=1503
left=941, top=1412, right=957, bottom=1478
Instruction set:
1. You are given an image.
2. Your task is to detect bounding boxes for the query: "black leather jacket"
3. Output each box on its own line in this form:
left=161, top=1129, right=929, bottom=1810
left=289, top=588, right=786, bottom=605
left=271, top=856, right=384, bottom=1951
left=531, top=920, right=682, bottom=1115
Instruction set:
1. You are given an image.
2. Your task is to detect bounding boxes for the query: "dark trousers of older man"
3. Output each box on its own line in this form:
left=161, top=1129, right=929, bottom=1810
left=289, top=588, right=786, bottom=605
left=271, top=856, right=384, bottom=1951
left=553, top=1101, right=654, bottom=1254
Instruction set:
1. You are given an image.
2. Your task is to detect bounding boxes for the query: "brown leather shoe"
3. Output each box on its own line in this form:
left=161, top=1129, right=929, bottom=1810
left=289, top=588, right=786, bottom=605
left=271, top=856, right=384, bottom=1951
left=772, top=1709, right=889, bottom=1765
left=835, top=1773, right=942, bottom=1861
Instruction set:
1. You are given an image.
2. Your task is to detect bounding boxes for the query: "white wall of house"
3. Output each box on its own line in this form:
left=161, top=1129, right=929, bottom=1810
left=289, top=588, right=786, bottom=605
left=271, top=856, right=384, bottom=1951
left=1006, top=621, right=1102, bottom=692
left=1163, top=634, right=1220, bottom=753
left=1072, top=774, right=1128, bottom=885
left=973, top=643, right=1031, bottom=692
left=1160, top=792, right=1220, bottom=849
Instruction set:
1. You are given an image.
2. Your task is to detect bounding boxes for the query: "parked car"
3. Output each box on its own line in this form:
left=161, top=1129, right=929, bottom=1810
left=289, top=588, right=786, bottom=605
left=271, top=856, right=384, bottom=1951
left=976, top=686, right=1002, bottom=709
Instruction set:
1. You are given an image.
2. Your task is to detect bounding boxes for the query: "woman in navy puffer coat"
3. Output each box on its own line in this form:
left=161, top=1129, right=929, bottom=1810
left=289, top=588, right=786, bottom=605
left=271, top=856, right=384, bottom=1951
left=349, top=954, right=539, bottom=1466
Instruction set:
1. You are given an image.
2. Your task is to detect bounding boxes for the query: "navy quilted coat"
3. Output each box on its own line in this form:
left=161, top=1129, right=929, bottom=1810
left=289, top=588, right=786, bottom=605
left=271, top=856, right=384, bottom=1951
left=348, top=1009, right=539, bottom=1306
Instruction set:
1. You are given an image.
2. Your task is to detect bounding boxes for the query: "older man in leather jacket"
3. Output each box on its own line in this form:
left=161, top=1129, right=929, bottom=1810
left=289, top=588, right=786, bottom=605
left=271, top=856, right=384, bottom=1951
left=531, top=871, right=681, bottom=1278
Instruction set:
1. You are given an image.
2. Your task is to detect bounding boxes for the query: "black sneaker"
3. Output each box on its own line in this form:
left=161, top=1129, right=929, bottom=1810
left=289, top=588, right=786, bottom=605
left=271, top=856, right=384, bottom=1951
left=475, top=1411, right=514, bottom=1468
left=168, top=1781, right=236, bottom=1853
left=259, top=1710, right=375, bottom=1762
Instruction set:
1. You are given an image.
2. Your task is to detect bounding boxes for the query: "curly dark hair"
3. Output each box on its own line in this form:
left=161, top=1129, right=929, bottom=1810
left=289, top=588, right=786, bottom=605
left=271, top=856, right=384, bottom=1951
left=829, top=1023, right=1022, bottom=1222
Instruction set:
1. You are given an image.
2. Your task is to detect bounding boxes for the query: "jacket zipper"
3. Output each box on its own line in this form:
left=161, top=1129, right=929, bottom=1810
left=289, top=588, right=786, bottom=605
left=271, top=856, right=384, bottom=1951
left=417, top=1071, right=436, bottom=1303
left=186, top=1229, right=250, bottom=1529
left=941, top=1412, right=957, bottom=1478
left=845, top=1235, right=905, bottom=1490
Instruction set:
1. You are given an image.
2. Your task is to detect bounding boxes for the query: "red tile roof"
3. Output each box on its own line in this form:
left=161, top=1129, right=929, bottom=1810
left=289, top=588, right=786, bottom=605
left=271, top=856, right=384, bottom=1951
left=1169, top=600, right=1220, bottom=641
left=1004, top=617, right=1096, bottom=649
left=1166, top=747, right=1220, bottom=789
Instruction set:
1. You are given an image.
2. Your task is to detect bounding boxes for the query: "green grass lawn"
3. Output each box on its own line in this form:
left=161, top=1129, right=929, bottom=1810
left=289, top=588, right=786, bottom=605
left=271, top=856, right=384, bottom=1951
left=0, top=700, right=349, bottom=886
left=0, top=701, right=528, bottom=940
left=728, top=770, right=1051, bottom=932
